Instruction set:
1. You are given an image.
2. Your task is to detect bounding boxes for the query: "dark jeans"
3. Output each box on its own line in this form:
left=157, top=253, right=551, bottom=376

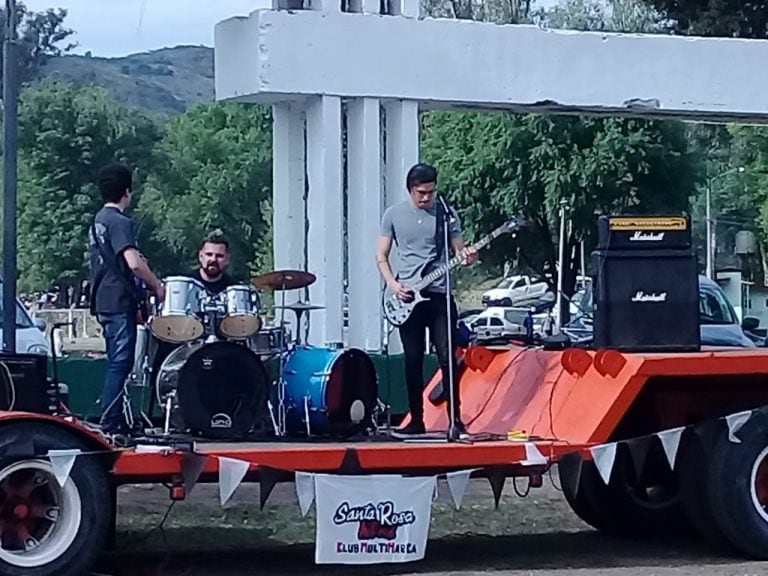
left=398, top=292, right=460, bottom=425
left=98, top=312, right=137, bottom=431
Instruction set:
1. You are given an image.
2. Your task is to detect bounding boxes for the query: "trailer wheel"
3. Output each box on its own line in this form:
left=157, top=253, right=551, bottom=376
left=677, top=428, right=732, bottom=549
left=562, top=445, right=685, bottom=537
left=707, top=413, right=768, bottom=559
left=0, top=422, right=112, bottom=576
left=558, top=455, right=611, bottom=532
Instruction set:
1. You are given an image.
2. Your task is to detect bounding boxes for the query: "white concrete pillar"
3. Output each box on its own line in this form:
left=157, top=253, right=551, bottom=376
left=271, top=103, right=307, bottom=337
left=382, top=99, right=420, bottom=354
left=347, top=98, right=384, bottom=352
left=306, top=95, right=344, bottom=346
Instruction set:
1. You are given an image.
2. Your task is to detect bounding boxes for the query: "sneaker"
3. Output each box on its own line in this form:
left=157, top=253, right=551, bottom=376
left=397, top=421, right=426, bottom=435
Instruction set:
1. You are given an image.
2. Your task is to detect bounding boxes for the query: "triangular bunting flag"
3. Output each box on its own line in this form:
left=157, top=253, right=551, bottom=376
left=295, top=472, right=315, bottom=516
left=446, top=469, right=473, bottom=510
left=182, top=452, right=207, bottom=494
left=523, top=443, right=548, bottom=465
left=557, top=453, right=583, bottom=499
left=47, top=449, right=80, bottom=487
left=487, top=472, right=505, bottom=509
left=657, top=427, right=685, bottom=470
left=260, top=466, right=282, bottom=510
left=218, top=457, right=250, bottom=506
left=726, top=410, right=753, bottom=443
left=590, top=443, right=617, bottom=485
left=624, top=435, right=652, bottom=478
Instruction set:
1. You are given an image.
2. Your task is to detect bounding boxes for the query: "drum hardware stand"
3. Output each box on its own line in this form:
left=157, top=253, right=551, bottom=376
left=163, top=392, right=175, bottom=436
left=304, top=396, right=312, bottom=438
left=276, top=277, right=289, bottom=437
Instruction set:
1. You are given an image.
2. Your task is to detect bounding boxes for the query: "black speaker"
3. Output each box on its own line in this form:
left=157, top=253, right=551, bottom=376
left=0, top=353, right=56, bottom=414
left=597, top=215, right=692, bottom=251
left=592, top=249, right=700, bottom=352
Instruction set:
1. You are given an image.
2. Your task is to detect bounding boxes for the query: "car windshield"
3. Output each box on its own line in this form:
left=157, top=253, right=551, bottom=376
left=699, top=286, right=737, bottom=325
left=0, top=283, right=34, bottom=329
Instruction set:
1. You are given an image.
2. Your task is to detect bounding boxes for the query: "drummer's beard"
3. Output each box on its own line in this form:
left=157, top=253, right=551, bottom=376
left=204, top=263, right=222, bottom=278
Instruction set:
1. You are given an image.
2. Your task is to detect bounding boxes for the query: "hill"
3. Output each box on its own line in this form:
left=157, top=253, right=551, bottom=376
left=37, top=45, right=215, bottom=115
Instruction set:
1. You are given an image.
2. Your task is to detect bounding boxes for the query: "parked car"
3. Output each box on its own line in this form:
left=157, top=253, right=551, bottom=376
left=562, top=275, right=756, bottom=348
left=468, top=307, right=527, bottom=341
left=0, top=281, right=50, bottom=356
left=482, top=275, right=552, bottom=308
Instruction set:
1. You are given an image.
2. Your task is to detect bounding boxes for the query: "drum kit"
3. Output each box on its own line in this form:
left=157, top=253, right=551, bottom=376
left=132, top=269, right=379, bottom=442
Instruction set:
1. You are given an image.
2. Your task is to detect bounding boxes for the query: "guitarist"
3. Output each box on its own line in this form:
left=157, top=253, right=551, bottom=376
left=89, top=162, right=165, bottom=436
left=376, top=163, right=477, bottom=435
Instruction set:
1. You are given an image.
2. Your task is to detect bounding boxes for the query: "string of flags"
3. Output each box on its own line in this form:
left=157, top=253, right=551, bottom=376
left=588, top=406, right=762, bottom=485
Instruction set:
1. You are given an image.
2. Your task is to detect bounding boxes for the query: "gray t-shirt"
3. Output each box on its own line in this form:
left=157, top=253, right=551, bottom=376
left=380, top=200, right=462, bottom=293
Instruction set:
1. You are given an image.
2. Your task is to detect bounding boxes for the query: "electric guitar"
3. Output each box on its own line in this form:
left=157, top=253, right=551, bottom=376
left=382, top=216, right=525, bottom=326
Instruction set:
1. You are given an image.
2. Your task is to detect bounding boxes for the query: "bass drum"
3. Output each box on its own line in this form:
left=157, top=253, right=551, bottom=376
left=283, top=346, right=379, bottom=437
left=157, top=341, right=269, bottom=439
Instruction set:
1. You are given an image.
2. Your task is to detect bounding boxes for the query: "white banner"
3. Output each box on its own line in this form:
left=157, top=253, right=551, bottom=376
left=314, top=474, right=436, bottom=564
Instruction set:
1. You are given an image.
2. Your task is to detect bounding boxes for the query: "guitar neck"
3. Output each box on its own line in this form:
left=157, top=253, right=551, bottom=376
left=413, top=224, right=507, bottom=292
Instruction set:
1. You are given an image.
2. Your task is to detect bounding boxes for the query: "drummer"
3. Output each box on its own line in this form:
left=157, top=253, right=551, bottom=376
left=188, top=234, right=236, bottom=295
left=148, top=234, right=238, bottom=418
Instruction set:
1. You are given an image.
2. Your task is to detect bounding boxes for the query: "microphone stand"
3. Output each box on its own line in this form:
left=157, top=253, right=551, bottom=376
left=440, top=197, right=460, bottom=442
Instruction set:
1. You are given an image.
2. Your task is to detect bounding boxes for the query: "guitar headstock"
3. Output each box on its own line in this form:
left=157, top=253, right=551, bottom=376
left=501, top=215, right=526, bottom=233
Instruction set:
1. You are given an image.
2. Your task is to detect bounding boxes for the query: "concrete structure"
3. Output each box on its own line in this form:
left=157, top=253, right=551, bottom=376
left=215, top=4, right=768, bottom=351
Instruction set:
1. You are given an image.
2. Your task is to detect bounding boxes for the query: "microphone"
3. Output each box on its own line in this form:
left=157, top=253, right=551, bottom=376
left=438, top=196, right=454, bottom=222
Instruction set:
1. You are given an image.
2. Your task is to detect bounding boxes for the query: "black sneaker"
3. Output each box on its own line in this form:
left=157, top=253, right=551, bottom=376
left=449, top=420, right=469, bottom=439
left=397, top=421, right=426, bottom=435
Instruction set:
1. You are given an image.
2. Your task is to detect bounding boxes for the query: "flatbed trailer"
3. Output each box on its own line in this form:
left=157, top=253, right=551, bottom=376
left=3, top=345, right=768, bottom=576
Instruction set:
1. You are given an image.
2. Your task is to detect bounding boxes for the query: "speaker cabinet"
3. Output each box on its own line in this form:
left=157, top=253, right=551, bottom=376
left=597, top=215, right=692, bottom=251
left=592, top=250, right=700, bottom=352
left=0, top=353, right=55, bottom=414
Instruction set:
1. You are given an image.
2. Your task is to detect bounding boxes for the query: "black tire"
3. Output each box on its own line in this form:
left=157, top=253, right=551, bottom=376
left=707, top=411, right=768, bottom=559
left=677, top=425, right=733, bottom=549
left=572, top=444, right=686, bottom=537
left=558, top=455, right=612, bottom=532
left=0, top=422, right=112, bottom=576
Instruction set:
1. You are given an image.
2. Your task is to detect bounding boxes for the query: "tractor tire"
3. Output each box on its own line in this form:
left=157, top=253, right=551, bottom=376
left=0, top=422, right=112, bottom=576
left=706, top=411, right=768, bottom=559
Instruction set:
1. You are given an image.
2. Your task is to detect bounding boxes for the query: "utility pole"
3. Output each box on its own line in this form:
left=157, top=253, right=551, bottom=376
left=556, top=199, right=568, bottom=331
left=3, top=0, right=18, bottom=353
left=706, top=166, right=745, bottom=281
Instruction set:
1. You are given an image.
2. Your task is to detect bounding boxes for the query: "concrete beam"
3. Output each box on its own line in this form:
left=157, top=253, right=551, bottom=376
left=347, top=98, right=384, bottom=352
left=215, top=10, right=768, bottom=121
left=271, top=103, right=306, bottom=337
left=305, top=95, right=345, bottom=346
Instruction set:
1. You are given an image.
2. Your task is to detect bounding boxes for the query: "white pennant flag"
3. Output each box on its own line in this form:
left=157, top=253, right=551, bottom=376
left=657, top=427, right=685, bottom=470
left=726, top=410, right=753, bottom=443
left=218, top=457, right=250, bottom=506
left=523, top=443, right=548, bottom=465
left=590, top=443, right=617, bottom=485
left=47, top=449, right=80, bottom=488
left=295, top=472, right=316, bottom=516
left=445, top=469, right=474, bottom=510
left=182, top=453, right=208, bottom=494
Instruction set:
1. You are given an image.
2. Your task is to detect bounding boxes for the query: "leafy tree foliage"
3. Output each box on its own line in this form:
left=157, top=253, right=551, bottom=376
left=16, top=81, right=161, bottom=293
left=645, top=0, right=768, bottom=38
left=422, top=111, right=697, bottom=300
left=0, top=2, right=75, bottom=90
left=138, top=103, right=273, bottom=282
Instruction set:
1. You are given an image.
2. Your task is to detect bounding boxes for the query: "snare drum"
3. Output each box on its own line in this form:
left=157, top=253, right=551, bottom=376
left=150, top=276, right=206, bottom=343
left=249, top=326, right=289, bottom=356
left=219, top=285, right=262, bottom=339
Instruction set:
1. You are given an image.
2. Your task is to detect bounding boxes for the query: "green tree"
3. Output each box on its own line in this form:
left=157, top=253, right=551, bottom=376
left=16, top=81, right=161, bottom=295
left=0, top=2, right=75, bottom=90
left=422, top=111, right=697, bottom=306
left=138, top=103, right=273, bottom=282
left=644, top=0, right=768, bottom=38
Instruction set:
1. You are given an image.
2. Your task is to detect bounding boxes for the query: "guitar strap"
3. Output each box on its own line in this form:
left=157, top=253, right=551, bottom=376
left=90, top=214, right=144, bottom=319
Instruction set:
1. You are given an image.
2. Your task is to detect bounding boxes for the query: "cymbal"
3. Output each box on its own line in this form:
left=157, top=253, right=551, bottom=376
left=251, top=269, right=316, bottom=291
left=274, top=301, right=325, bottom=311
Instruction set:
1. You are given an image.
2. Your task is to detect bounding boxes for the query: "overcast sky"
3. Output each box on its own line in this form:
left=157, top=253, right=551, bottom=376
left=23, top=0, right=560, bottom=58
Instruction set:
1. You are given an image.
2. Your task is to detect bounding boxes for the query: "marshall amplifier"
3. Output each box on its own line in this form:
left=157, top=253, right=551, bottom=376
left=597, top=215, right=692, bottom=251
left=592, top=249, right=700, bottom=352
left=0, top=352, right=56, bottom=414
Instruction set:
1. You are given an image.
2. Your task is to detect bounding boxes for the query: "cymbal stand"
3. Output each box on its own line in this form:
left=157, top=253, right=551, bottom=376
left=276, top=278, right=288, bottom=437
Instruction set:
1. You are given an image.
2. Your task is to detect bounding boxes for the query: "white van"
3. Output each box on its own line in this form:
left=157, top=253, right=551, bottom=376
left=0, top=282, right=50, bottom=356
